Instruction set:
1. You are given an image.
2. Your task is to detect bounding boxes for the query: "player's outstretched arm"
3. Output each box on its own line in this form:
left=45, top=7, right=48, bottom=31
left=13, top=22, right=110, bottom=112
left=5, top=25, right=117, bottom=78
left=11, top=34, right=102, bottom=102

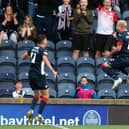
left=21, top=52, right=30, bottom=59
left=43, top=55, right=58, bottom=78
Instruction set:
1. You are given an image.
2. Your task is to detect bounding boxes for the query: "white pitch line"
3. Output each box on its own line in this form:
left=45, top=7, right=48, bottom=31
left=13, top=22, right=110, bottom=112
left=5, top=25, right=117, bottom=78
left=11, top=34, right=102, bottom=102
left=52, top=125, right=70, bottom=129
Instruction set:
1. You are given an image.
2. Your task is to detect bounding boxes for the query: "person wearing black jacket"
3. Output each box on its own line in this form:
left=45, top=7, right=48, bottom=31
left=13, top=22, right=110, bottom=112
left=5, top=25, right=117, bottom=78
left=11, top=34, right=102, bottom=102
left=34, top=0, right=58, bottom=41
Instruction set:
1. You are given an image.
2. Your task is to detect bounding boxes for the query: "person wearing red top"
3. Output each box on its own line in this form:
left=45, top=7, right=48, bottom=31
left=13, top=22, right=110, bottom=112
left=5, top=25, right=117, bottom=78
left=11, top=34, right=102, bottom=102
left=95, top=0, right=118, bottom=59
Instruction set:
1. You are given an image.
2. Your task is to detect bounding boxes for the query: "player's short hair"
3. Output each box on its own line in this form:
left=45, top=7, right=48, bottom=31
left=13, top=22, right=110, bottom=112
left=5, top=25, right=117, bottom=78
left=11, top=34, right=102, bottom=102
left=38, top=34, right=47, bottom=44
left=117, top=20, right=127, bottom=28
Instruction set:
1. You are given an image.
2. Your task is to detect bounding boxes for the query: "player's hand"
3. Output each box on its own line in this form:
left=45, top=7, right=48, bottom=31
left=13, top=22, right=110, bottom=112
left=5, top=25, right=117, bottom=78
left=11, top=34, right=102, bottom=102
left=53, top=71, right=58, bottom=78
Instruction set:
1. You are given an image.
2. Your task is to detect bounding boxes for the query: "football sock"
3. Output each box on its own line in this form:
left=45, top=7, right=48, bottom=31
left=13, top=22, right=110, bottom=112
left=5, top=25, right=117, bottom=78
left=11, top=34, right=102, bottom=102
left=30, top=95, right=39, bottom=111
left=38, top=97, right=48, bottom=115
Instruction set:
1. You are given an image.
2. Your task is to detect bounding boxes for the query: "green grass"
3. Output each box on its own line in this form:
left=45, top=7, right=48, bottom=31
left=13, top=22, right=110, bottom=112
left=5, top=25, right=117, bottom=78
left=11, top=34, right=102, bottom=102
left=0, top=125, right=129, bottom=129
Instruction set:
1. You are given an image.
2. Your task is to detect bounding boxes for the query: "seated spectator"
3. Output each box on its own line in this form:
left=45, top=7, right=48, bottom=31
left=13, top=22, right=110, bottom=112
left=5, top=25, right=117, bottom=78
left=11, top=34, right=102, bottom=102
left=95, top=0, right=118, bottom=59
left=1, top=5, right=18, bottom=43
left=12, top=80, right=25, bottom=98
left=57, top=0, right=73, bottom=40
left=100, top=20, right=129, bottom=90
left=75, top=76, right=99, bottom=99
left=72, top=0, right=93, bottom=60
left=18, top=15, right=37, bottom=41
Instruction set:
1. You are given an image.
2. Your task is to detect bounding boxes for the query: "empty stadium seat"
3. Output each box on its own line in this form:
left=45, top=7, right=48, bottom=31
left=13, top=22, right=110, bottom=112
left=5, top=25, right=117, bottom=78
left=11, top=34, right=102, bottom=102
left=46, top=72, right=56, bottom=90
left=0, top=40, right=16, bottom=58
left=77, top=73, right=96, bottom=89
left=17, top=40, right=35, bottom=50
left=57, top=72, right=76, bottom=98
left=17, top=40, right=35, bottom=58
left=97, top=73, right=114, bottom=90
left=18, top=58, right=30, bottom=73
left=46, top=40, right=55, bottom=51
left=57, top=57, right=75, bottom=73
left=77, top=57, right=95, bottom=74
left=57, top=72, right=76, bottom=84
left=56, top=40, right=72, bottom=58
left=18, top=72, right=30, bottom=88
left=0, top=72, right=16, bottom=91
left=98, top=89, right=116, bottom=99
left=117, top=89, right=129, bottom=99
left=0, top=89, right=14, bottom=98
left=57, top=83, right=76, bottom=98
left=49, top=88, right=57, bottom=98
left=0, top=56, right=16, bottom=74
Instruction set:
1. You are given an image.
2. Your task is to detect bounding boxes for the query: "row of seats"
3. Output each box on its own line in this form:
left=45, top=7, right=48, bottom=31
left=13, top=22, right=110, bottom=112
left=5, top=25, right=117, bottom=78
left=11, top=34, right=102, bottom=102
left=0, top=70, right=129, bottom=99
left=0, top=39, right=129, bottom=99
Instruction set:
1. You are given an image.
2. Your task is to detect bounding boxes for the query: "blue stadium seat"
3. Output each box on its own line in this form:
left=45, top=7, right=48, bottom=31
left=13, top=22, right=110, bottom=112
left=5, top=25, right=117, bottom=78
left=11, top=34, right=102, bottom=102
left=0, top=40, right=16, bottom=58
left=0, top=72, right=16, bottom=90
left=118, top=83, right=129, bottom=90
left=117, top=89, right=129, bottom=99
left=17, top=50, right=28, bottom=58
left=57, top=83, right=76, bottom=98
left=96, top=57, right=112, bottom=75
left=49, top=88, right=57, bottom=98
left=57, top=72, right=76, bottom=84
left=17, top=40, right=35, bottom=50
left=97, top=73, right=114, bottom=90
left=47, top=51, right=56, bottom=66
left=77, top=73, right=96, bottom=89
left=96, top=57, right=111, bottom=66
left=18, top=59, right=30, bottom=73
left=56, top=40, right=72, bottom=50
left=98, top=89, right=116, bottom=99
left=46, top=72, right=56, bottom=90
left=46, top=40, right=55, bottom=51
left=18, top=72, right=30, bottom=88
left=57, top=57, right=75, bottom=73
left=56, top=40, right=72, bottom=58
left=77, top=57, right=95, bottom=74
left=0, top=89, right=14, bottom=98
left=0, top=56, right=16, bottom=74
left=57, top=72, right=76, bottom=98
left=17, top=40, right=35, bottom=58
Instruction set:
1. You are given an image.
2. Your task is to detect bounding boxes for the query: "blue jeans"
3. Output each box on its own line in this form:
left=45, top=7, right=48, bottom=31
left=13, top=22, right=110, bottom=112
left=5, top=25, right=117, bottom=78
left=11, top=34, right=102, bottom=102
left=28, top=1, right=38, bottom=20
left=36, top=16, right=57, bottom=41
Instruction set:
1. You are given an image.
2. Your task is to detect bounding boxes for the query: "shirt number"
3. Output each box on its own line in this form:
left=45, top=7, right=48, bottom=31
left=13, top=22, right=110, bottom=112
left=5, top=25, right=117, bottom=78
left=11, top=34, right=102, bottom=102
left=31, top=52, right=36, bottom=64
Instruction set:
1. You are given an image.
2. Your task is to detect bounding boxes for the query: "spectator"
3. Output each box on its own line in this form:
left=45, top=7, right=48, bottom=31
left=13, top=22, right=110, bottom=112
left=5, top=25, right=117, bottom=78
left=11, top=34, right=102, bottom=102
left=72, top=0, right=93, bottom=61
left=75, top=76, right=99, bottom=99
left=95, top=0, right=118, bottom=59
left=100, top=20, right=129, bottom=90
left=18, top=15, right=37, bottom=41
left=112, top=0, right=121, bottom=19
left=119, top=0, right=129, bottom=13
left=12, top=80, right=25, bottom=98
left=1, top=0, right=28, bottom=24
left=35, top=0, right=58, bottom=41
left=28, top=0, right=38, bottom=21
left=1, top=5, right=18, bottom=43
left=57, top=0, right=73, bottom=40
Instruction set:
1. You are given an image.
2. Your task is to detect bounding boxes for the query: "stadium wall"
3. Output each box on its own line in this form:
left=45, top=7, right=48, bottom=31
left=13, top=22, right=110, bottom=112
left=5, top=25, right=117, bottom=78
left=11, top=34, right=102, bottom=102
left=0, top=98, right=129, bottom=125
